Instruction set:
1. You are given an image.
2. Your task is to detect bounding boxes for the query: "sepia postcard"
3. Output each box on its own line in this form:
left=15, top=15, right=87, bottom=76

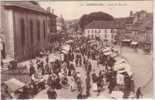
left=0, top=0, right=153, bottom=99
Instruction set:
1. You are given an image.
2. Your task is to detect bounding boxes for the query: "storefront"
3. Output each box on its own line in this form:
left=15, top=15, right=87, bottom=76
left=121, top=39, right=132, bottom=46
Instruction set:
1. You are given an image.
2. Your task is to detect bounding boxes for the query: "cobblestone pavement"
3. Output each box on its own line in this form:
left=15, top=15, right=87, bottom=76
left=115, top=46, right=153, bottom=98
left=21, top=46, right=153, bottom=99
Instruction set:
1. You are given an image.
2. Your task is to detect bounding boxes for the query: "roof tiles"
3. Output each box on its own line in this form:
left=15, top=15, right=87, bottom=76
left=2, top=1, right=48, bottom=14
left=84, top=20, right=124, bottom=29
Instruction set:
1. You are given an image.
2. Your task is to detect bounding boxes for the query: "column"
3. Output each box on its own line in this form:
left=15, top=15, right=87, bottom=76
left=0, top=38, right=2, bottom=68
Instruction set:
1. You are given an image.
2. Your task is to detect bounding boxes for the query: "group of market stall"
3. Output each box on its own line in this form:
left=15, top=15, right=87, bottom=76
left=2, top=78, right=26, bottom=99
left=121, top=39, right=138, bottom=47
left=99, top=46, right=134, bottom=98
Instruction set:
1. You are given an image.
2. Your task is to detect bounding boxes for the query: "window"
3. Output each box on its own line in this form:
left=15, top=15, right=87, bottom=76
left=105, top=33, right=107, bottom=39
left=30, top=20, right=33, bottom=44
left=108, top=29, right=111, bottom=33
left=20, top=18, right=25, bottom=46
left=105, top=29, right=107, bottom=33
left=87, top=30, right=89, bottom=33
left=43, top=21, right=46, bottom=39
left=98, top=30, right=101, bottom=33
left=94, top=29, right=97, bottom=33
left=111, top=29, right=113, bottom=33
left=37, top=20, right=40, bottom=41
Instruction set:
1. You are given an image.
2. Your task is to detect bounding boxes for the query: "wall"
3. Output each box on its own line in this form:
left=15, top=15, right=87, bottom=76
left=13, top=9, right=49, bottom=61
left=1, top=6, right=15, bottom=58
left=85, top=28, right=116, bottom=41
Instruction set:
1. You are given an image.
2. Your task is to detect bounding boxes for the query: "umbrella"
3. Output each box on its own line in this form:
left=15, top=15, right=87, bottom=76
left=66, top=40, right=73, bottom=43
left=61, top=50, right=69, bottom=54
left=115, top=59, right=127, bottom=65
left=102, top=47, right=111, bottom=53
left=49, top=53, right=61, bottom=62
left=122, top=39, right=131, bottom=42
left=111, top=90, right=124, bottom=99
left=61, top=44, right=70, bottom=52
left=104, top=51, right=112, bottom=56
left=4, top=78, right=25, bottom=92
left=88, top=40, right=96, bottom=43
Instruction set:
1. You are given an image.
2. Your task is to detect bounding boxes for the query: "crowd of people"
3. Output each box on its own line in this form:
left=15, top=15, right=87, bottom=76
left=2, top=36, right=143, bottom=99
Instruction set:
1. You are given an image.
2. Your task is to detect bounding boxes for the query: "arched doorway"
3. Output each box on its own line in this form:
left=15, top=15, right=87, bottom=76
left=0, top=37, right=6, bottom=59
left=2, top=42, right=5, bottom=58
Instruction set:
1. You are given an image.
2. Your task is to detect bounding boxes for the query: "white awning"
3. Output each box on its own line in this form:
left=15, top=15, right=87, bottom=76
left=113, top=63, right=125, bottom=71
left=104, top=51, right=112, bottom=56
left=61, top=50, right=69, bottom=54
left=66, top=40, right=73, bottom=43
left=102, top=47, right=111, bottom=52
left=2, top=57, right=14, bottom=63
left=4, top=78, right=25, bottom=92
left=111, top=52, right=118, bottom=58
left=115, top=59, right=127, bottom=65
left=61, top=44, right=70, bottom=52
left=122, top=39, right=131, bottom=42
left=111, top=90, right=124, bottom=99
left=131, top=41, right=138, bottom=45
left=88, top=40, right=96, bottom=43
left=49, top=53, right=61, bottom=62
left=114, top=62, right=133, bottom=76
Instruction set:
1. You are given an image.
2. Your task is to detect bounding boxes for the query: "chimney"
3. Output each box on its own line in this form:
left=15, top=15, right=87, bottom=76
left=47, top=7, right=51, bottom=13
left=130, top=11, right=133, bottom=17
left=52, top=9, right=54, bottom=14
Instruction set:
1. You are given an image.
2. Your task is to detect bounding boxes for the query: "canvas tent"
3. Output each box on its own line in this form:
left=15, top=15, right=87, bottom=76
left=4, top=78, right=25, bottom=92
left=104, top=51, right=112, bottom=56
left=102, top=47, right=111, bottom=52
left=61, top=44, right=70, bottom=54
left=48, top=53, right=62, bottom=62
left=131, top=41, right=138, bottom=45
left=66, top=40, right=73, bottom=44
left=114, top=59, right=133, bottom=76
left=111, top=90, right=124, bottom=99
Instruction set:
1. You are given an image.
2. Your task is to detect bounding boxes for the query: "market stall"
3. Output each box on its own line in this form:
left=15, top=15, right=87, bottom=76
left=3, top=78, right=25, bottom=98
left=121, top=39, right=132, bottom=46
left=131, top=41, right=138, bottom=48
left=113, top=59, right=133, bottom=76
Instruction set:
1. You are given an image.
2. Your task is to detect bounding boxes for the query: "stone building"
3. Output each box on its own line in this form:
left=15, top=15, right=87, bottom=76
left=57, top=15, right=66, bottom=34
left=115, top=10, right=153, bottom=50
left=0, top=1, right=57, bottom=61
left=84, top=20, right=123, bottom=46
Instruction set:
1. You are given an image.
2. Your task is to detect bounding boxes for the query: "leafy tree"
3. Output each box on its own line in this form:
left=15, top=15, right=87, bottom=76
left=79, top=12, right=114, bottom=30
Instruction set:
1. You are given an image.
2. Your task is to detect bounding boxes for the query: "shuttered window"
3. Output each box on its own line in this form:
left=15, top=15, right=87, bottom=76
left=30, top=20, right=33, bottom=44
left=20, top=18, right=25, bottom=46
left=37, top=20, right=40, bottom=41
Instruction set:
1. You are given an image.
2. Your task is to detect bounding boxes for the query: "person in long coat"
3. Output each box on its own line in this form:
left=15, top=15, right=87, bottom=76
left=29, top=62, right=36, bottom=76
left=44, top=63, right=50, bottom=74
left=47, top=87, right=57, bottom=99
left=86, top=75, right=91, bottom=97
left=97, top=72, right=104, bottom=96
left=136, top=87, right=143, bottom=98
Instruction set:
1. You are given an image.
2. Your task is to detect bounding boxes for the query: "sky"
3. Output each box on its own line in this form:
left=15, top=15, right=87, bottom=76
left=39, top=1, right=152, bottom=20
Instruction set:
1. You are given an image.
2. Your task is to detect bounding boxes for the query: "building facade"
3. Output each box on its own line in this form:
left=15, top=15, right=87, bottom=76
left=84, top=21, right=123, bottom=46
left=0, top=1, right=57, bottom=61
left=115, top=10, right=153, bottom=50
left=57, top=15, right=66, bottom=34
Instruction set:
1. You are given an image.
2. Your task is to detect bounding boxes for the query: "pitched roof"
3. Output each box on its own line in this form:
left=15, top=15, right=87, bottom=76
left=131, top=15, right=153, bottom=31
left=115, top=17, right=134, bottom=25
left=2, top=1, right=48, bottom=14
left=84, top=20, right=124, bottom=29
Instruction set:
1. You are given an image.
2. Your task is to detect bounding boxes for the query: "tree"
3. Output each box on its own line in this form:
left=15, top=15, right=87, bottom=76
left=79, top=12, right=114, bottom=30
